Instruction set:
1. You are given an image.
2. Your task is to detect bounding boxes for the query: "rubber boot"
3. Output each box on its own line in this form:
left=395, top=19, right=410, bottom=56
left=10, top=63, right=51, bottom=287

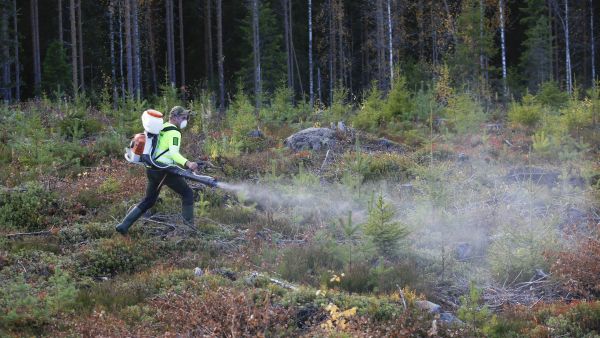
left=182, top=204, right=194, bottom=226
left=115, top=206, right=144, bottom=235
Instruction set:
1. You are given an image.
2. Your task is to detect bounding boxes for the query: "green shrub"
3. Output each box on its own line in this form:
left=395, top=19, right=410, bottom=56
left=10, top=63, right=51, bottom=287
left=443, top=93, right=486, bottom=134
left=363, top=195, right=410, bottom=259
left=458, top=282, right=497, bottom=334
left=0, top=183, right=60, bottom=231
left=536, top=81, right=569, bottom=110
left=261, top=85, right=304, bottom=122
left=353, top=84, right=385, bottom=132
left=0, top=269, right=77, bottom=332
left=324, top=86, right=353, bottom=123
left=78, top=238, right=158, bottom=276
left=94, top=132, right=125, bottom=158
left=488, top=219, right=557, bottom=283
left=382, top=75, right=413, bottom=122
left=277, top=238, right=345, bottom=284
left=508, top=93, right=542, bottom=129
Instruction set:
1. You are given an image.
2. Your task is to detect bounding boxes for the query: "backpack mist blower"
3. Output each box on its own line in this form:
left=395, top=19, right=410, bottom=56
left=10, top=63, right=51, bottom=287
left=124, top=109, right=219, bottom=188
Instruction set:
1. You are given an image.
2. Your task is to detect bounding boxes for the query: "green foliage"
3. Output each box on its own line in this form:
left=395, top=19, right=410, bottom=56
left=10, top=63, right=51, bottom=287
left=382, top=76, right=414, bottom=122
left=363, top=195, right=409, bottom=259
left=324, top=86, right=353, bottom=123
left=261, top=85, right=304, bottom=122
left=58, top=106, right=104, bottom=140
left=94, top=131, right=125, bottom=158
left=519, top=0, right=553, bottom=91
left=536, top=81, right=569, bottom=110
left=443, top=93, right=486, bottom=134
left=508, top=93, right=542, bottom=128
left=488, top=219, right=556, bottom=283
left=352, top=84, right=385, bottom=132
left=458, top=282, right=496, bottom=333
left=41, top=41, right=71, bottom=97
left=235, top=0, right=286, bottom=96
left=0, top=182, right=60, bottom=231
left=450, top=0, right=495, bottom=89
left=277, top=237, right=345, bottom=284
left=78, top=238, right=158, bottom=276
left=0, top=269, right=77, bottom=332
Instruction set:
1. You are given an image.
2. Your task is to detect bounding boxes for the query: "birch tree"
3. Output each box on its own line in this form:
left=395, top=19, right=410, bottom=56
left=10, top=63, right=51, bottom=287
left=13, top=0, right=20, bottom=101
left=2, top=1, right=10, bottom=102
left=77, top=0, right=84, bottom=90
left=205, top=0, right=213, bottom=84
left=308, top=0, right=314, bottom=108
left=499, top=0, right=507, bottom=95
left=252, top=0, right=261, bottom=111
left=124, top=0, right=133, bottom=94
left=387, top=0, right=393, bottom=87
left=58, top=0, right=63, bottom=46
left=146, top=3, right=158, bottom=95
left=109, top=0, right=118, bottom=105
left=166, top=0, right=176, bottom=87
left=70, top=0, right=78, bottom=95
left=31, top=0, right=41, bottom=95
left=216, top=0, right=224, bottom=114
left=132, top=0, right=141, bottom=98
left=178, top=0, right=185, bottom=86
left=591, top=0, right=596, bottom=86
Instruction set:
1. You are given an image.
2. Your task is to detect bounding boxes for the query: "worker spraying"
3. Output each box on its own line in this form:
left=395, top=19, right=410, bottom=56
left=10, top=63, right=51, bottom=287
left=117, top=106, right=216, bottom=235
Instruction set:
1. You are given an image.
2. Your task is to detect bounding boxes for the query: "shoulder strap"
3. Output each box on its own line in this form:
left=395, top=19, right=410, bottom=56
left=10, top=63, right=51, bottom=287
left=153, top=126, right=180, bottom=161
left=161, top=126, right=180, bottom=133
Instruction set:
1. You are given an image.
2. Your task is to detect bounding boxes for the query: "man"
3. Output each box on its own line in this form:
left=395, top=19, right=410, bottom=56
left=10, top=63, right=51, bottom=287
left=116, top=106, right=198, bottom=235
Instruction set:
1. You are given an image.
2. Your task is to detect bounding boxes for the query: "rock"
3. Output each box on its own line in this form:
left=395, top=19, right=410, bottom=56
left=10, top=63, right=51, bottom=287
left=439, top=312, right=463, bottom=325
left=505, top=167, right=560, bottom=186
left=194, top=267, right=204, bottom=277
left=248, top=129, right=264, bottom=138
left=337, top=121, right=347, bottom=132
left=284, top=127, right=336, bottom=151
left=213, top=267, right=237, bottom=281
left=416, top=300, right=441, bottom=314
left=457, top=153, right=469, bottom=162
left=454, top=242, right=473, bottom=261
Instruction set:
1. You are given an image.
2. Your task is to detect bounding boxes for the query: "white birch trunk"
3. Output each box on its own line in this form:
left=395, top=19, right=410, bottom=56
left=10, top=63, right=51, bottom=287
left=59, top=0, right=63, bottom=46
left=216, top=0, right=224, bottom=114
left=32, top=0, right=41, bottom=94
left=70, top=0, right=78, bottom=95
left=565, top=0, right=572, bottom=94
left=591, top=0, right=596, bottom=86
left=252, top=0, right=261, bottom=111
left=178, top=0, right=185, bottom=87
left=124, top=0, right=133, bottom=94
left=308, top=0, right=314, bottom=108
left=77, top=0, right=84, bottom=90
left=132, top=0, right=141, bottom=98
left=109, top=0, right=118, bottom=105
left=13, top=0, right=20, bottom=101
left=387, top=0, right=393, bottom=87
left=499, top=0, right=507, bottom=95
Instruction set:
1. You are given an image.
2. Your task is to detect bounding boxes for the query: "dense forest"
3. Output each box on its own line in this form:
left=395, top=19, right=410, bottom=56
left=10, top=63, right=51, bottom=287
left=1, top=0, right=598, bottom=105
left=1, top=0, right=600, bottom=337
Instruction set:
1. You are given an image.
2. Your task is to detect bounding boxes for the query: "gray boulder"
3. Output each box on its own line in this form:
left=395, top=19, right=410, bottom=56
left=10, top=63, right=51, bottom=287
left=284, top=127, right=336, bottom=151
left=439, top=312, right=463, bottom=325
left=454, top=242, right=473, bottom=261
left=416, top=300, right=441, bottom=314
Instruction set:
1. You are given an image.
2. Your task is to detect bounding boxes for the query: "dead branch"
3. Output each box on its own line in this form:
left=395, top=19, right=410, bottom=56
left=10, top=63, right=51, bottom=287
left=5, top=230, right=53, bottom=238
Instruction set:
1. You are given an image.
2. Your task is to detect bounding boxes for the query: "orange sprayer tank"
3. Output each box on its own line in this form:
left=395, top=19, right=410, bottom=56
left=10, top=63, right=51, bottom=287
left=132, top=133, right=146, bottom=155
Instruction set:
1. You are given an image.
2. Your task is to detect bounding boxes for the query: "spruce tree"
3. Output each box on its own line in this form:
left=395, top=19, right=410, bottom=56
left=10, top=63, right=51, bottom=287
left=236, top=0, right=285, bottom=97
left=519, top=0, right=553, bottom=92
left=363, top=195, right=410, bottom=259
left=42, top=41, right=71, bottom=96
